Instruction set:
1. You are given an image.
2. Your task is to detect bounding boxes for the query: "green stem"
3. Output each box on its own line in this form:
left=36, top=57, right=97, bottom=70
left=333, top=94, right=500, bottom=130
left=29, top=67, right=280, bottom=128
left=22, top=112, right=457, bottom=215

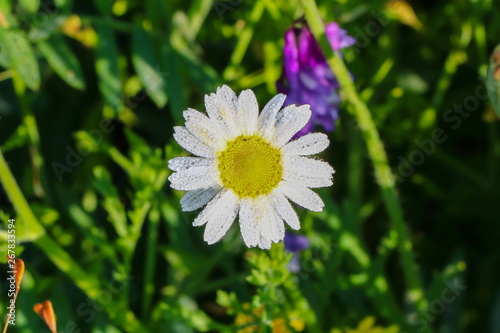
left=0, top=69, right=12, bottom=81
left=142, top=204, right=160, bottom=318
left=222, top=0, right=265, bottom=81
left=12, top=72, right=47, bottom=198
left=301, top=0, right=430, bottom=324
left=347, top=119, right=364, bottom=216
left=434, top=149, right=491, bottom=191
left=0, top=149, right=44, bottom=238
left=187, top=0, right=214, bottom=39
left=283, top=279, right=322, bottom=333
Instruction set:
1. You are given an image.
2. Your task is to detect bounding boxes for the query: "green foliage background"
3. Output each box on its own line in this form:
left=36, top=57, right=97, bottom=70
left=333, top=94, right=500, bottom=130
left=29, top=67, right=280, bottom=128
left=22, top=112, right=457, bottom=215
left=0, top=0, right=499, bottom=332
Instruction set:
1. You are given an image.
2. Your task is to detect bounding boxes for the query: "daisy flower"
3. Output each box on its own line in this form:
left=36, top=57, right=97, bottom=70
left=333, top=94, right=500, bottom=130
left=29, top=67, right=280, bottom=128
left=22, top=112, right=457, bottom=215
left=168, top=85, right=334, bottom=249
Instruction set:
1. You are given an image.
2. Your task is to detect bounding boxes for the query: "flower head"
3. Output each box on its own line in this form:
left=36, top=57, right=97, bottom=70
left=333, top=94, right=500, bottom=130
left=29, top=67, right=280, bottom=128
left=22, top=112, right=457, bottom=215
left=168, top=85, right=334, bottom=249
left=284, top=232, right=310, bottom=253
left=284, top=232, right=310, bottom=272
left=277, top=22, right=355, bottom=136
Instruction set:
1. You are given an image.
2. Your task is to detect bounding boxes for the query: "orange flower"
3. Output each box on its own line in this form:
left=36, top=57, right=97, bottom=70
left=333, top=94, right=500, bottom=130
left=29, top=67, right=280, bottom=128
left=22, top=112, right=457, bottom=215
left=33, top=301, right=58, bottom=333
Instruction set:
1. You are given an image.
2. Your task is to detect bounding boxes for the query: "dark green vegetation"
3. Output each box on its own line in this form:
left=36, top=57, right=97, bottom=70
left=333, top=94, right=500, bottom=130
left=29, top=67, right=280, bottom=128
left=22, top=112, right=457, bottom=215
left=0, top=0, right=499, bottom=332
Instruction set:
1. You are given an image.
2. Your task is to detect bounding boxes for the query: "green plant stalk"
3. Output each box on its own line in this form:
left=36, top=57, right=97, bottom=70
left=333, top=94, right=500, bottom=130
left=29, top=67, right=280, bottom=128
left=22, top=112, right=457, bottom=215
left=12, top=72, right=47, bottom=198
left=187, top=0, right=214, bottom=39
left=347, top=119, right=364, bottom=215
left=433, top=149, right=490, bottom=190
left=142, top=204, right=160, bottom=318
left=301, top=0, right=430, bottom=321
left=283, top=279, right=322, bottom=333
left=0, top=69, right=12, bottom=81
left=222, top=0, right=266, bottom=81
left=0, top=150, right=146, bottom=333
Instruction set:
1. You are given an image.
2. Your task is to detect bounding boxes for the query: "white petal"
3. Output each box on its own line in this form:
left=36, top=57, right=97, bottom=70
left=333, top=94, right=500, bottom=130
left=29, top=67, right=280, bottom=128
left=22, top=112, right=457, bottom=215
left=168, top=165, right=218, bottom=191
left=203, top=191, right=239, bottom=244
left=255, top=196, right=284, bottom=243
left=278, top=181, right=325, bottom=212
left=272, top=105, right=312, bottom=147
left=238, top=198, right=259, bottom=247
left=257, top=94, right=286, bottom=139
left=193, top=189, right=231, bottom=226
left=180, top=186, right=221, bottom=212
left=258, top=235, right=272, bottom=250
left=173, top=126, right=215, bottom=158
left=205, top=92, right=238, bottom=138
left=283, top=156, right=334, bottom=188
left=217, top=85, right=238, bottom=113
left=281, top=132, right=330, bottom=156
left=168, top=156, right=213, bottom=172
left=272, top=190, right=300, bottom=230
left=237, top=89, right=259, bottom=134
left=184, top=108, right=225, bottom=150
left=270, top=210, right=285, bottom=242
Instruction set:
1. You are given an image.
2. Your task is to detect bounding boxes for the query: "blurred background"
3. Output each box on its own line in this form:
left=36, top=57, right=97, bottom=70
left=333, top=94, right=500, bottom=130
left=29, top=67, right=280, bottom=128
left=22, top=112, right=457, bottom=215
left=0, top=0, right=499, bottom=332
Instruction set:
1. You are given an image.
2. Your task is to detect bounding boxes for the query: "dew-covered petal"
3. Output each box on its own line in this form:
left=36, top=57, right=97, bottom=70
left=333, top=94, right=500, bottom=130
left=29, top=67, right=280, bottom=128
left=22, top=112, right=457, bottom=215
left=283, top=156, right=334, bottom=188
left=180, top=186, right=221, bottom=212
left=203, top=191, right=240, bottom=244
left=281, top=132, right=330, bottom=156
left=217, top=85, right=238, bottom=114
left=278, top=181, right=325, bottom=212
left=184, top=108, right=225, bottom=150
left=255, top=197, right=284, bottom=243
left=238, top=198, right=259, bottom=247
left=272, top=105, right=312, bottom=147
left=173, top=126, right=215, bottom=158
left=193, top=189, right=229, bottom=226
left=258, top=235, right=272, bottom=250
left=270, top=210, right=285, bottom=242
left=257, top=94, right=286, bottom=139
left=205, top=91, right=238, bottom=138
left=168, top=165, right=218, bottom=191
left=272, top=190, right=300, bottom=230
left=237, top=89, right=259, bottom=134
left=168, top=156, right=213, bottom=172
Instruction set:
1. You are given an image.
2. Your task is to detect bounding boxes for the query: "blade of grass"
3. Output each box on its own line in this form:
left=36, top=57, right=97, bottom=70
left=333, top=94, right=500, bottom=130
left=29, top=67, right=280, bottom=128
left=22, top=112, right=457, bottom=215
left=142, top=204, right=160, bottom=318
left=187, top=0, right=214, bottom=39
left=11, top=72, right=47, bottom=198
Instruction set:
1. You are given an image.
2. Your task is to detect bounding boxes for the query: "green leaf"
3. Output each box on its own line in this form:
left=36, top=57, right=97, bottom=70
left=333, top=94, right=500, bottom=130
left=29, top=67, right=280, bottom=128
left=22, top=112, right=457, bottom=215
left=93, top=0, right=114, bottom=15
left=37, top=35, right=86, bottom=90
left=145, top=0, right=168, bottom=29
left=132, top=27, right=168, bottom=108
left=487, top=44, right=500, bottom=118
left=18, top=0, right=40, bottom=14
left=0, top=28, right=40, bottom=90
left=0, top=46, right=9, bottom=68
left=178, top=51, right=218, bottom=95
left=216, top=290, right=239, bottom=309
left=161, top=40, right=186, bottom=123
left=0, top=123, right=29, bottom=152
left=95, top=22, right=122, bottom=112
left=53, top=0, right=73, bottom=12
left=92, top=166, right=128, bottom=238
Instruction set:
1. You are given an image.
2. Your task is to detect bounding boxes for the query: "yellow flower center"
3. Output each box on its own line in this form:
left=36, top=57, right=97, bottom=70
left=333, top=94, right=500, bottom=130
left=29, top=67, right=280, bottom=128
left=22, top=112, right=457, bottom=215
left=217, top=135, right=283, bottom=198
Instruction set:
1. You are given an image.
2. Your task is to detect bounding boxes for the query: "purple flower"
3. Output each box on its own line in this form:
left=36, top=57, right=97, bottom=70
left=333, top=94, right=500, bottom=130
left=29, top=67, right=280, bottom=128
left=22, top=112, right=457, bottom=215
left=277, top=22, right=355, bottom=137
left=284, top=232, right=310, bottom=273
